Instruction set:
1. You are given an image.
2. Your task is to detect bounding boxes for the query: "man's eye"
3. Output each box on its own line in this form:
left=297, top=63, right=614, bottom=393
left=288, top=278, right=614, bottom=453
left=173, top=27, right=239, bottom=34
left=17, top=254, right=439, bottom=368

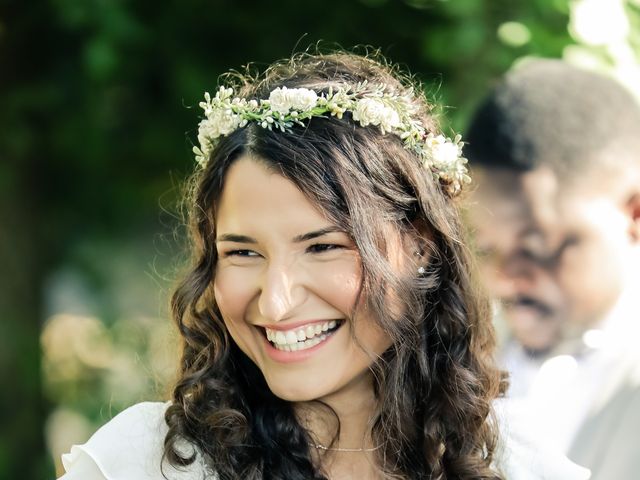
left=520, top=249, right=548, bottom=264
left=552, top=236, right=580, bottom=261
left=520, top=236, right=581, bottom=265
left=476, top=246, right=496, bottom=260
left=307, top=243, right=343, bottom=254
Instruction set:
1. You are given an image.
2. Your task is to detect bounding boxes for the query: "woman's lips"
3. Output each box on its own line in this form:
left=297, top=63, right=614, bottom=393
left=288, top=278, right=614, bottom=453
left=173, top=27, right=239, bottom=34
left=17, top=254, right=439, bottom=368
left=260, top=320, right=344, bottom=363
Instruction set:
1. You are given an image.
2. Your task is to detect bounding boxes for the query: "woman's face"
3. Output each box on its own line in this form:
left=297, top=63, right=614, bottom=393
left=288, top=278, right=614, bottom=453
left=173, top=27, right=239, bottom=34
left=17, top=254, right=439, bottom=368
left=213, top=155, right=395, bottom=403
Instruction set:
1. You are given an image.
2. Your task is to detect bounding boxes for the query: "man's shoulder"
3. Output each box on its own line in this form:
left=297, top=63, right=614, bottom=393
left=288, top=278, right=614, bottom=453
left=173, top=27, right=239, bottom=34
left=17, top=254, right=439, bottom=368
left=570, top=381, right=640, bottom=479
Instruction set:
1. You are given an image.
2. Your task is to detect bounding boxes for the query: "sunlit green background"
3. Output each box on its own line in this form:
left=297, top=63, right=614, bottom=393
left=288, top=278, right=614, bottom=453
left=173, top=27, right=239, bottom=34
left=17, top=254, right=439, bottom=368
left=2, top=0, right=639, bottom=478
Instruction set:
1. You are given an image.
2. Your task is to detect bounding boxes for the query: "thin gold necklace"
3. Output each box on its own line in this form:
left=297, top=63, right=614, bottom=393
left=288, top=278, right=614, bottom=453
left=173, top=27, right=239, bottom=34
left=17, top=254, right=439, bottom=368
left=312, top=443, right=382, bottom=452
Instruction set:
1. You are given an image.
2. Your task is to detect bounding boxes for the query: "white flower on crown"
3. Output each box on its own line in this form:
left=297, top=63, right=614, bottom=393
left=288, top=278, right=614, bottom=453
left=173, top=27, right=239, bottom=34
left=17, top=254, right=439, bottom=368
left=425, top=134, right=462, bottom=166
left=268, top=87, right=319, bottom=114
left=352, top=98, right=401, bottom=133
left=199, top=109, right=242, bottom=141
left=193, top=110, right=243, bottom=166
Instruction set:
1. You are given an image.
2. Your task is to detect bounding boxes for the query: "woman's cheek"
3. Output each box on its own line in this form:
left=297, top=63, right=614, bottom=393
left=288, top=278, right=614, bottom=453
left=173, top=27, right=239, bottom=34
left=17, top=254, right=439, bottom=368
left=214, top=266, right=255, bottom=322
left=314, top=258, right=361, bottom=310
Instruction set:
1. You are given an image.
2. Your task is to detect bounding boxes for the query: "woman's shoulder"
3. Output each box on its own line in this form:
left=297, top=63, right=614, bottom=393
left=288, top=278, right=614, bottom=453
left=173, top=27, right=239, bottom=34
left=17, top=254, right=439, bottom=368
left=58, top=402, right=211, bottom=480
left=59, top=400, right=590, bottom=479
left=493, top=399, right=591, bottom=480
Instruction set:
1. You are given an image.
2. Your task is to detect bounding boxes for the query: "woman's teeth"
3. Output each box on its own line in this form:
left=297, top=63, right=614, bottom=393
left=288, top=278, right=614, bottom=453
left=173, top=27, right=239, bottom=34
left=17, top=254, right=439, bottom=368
left=265, top=320, right=339, bottom=351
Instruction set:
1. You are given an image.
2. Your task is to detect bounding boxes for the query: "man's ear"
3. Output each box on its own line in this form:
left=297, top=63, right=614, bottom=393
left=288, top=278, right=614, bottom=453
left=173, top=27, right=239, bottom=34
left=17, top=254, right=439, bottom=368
left=626, top=192, right=640, bottom=243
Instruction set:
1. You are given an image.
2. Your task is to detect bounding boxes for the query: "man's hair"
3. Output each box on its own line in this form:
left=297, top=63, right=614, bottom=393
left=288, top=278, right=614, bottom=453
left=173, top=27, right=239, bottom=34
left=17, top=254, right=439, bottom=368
left=465, top=59, right=640, bottom=179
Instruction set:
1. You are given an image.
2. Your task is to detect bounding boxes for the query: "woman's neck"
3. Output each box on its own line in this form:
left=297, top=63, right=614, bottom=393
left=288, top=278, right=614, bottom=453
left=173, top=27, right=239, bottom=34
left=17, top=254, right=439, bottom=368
left=295, top=374, right=385, bottom=479
left=297, top=374, right=377, bottom=448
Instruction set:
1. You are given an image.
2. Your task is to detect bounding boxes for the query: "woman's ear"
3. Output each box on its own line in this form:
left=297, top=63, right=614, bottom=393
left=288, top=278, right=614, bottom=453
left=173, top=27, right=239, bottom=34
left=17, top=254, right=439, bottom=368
left=404, top=218, right=433, bottom=269
left=626, top=192, right=640, bottom=243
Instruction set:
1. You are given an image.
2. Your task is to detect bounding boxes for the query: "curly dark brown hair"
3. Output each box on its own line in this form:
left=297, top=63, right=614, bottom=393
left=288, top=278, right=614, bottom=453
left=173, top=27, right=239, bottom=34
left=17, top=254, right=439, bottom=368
left=164, top=51, right=506, bottom=479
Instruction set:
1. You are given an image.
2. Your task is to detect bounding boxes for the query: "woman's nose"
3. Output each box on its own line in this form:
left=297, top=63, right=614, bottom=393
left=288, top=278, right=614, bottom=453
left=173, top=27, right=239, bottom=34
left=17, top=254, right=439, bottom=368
left=258, top=261, right=307, bottom=322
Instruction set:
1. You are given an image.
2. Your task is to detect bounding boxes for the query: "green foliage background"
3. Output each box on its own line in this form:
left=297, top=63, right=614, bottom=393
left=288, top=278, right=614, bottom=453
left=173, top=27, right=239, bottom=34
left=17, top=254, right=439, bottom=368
left=0, top=0, right=581, bottom=478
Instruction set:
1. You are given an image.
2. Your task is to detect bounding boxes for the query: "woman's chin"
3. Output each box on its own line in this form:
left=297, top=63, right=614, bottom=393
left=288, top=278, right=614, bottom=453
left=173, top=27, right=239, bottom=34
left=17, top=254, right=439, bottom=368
left=267, top=383, right=327, bottom=403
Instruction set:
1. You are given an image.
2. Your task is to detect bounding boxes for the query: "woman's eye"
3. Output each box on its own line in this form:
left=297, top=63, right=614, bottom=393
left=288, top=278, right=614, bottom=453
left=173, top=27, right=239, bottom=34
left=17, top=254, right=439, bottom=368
left=307, top=243, right=343, bottom=254
left=223, top=249, right=259, bottom=258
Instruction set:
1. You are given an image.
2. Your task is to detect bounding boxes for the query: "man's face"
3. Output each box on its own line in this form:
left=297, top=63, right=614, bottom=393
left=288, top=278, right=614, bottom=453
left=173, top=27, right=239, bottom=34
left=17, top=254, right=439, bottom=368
left=471, top=167, right=635, bottom=353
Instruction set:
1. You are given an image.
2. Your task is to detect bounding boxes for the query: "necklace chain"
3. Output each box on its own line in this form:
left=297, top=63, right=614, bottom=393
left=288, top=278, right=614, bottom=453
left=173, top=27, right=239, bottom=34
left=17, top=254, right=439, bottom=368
left=312, top=443, right=382, bottom=453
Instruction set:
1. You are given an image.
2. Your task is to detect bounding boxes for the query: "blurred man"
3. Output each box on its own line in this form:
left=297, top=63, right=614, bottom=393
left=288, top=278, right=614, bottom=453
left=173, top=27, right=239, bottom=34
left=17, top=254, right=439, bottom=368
left=465, top=59, right=640, bottom=480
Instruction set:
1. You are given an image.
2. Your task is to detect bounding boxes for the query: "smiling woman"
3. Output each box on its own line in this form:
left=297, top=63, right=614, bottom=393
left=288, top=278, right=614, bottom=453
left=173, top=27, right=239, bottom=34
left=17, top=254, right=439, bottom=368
left=214, top=157, right=392, bottom=403
left=57, top=51, right=590, bottom=480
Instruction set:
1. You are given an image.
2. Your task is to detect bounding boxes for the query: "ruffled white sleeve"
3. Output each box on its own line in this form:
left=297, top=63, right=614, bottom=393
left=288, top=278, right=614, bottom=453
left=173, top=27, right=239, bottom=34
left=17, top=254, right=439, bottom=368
left=58, top=402, right=209, bottom=480
left=493, top=399, right=591, bottom=480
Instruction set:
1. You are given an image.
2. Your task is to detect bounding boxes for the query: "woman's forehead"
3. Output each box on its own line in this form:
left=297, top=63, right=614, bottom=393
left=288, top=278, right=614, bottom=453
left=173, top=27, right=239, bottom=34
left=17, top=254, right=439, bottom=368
left=215, top=155, right=334, bottom=231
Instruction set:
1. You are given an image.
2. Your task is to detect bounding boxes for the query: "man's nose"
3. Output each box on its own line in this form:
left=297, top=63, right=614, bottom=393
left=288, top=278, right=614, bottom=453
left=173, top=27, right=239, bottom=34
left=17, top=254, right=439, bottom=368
left=258, top=261, right=307, bottom=322
left=489, top=256, right=541, bottom=300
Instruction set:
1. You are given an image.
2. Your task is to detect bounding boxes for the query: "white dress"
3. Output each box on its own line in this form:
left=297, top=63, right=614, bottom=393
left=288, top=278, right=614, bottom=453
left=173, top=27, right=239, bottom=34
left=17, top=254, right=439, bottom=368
left=58, top=401, right=591, bottom=480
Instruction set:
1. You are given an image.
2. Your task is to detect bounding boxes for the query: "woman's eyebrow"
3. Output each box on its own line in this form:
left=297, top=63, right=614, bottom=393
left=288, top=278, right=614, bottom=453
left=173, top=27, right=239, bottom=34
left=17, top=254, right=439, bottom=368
left=216, top=233, right=257, bottom=244
left=216, top=227, right=345, bottom=244
left=292, top=226, right=345, bottom=243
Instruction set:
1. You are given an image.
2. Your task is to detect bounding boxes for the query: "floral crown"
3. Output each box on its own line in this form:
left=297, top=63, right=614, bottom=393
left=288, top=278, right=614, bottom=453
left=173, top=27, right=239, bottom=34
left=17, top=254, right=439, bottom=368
left=193, top=81, right=470, bottom=196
